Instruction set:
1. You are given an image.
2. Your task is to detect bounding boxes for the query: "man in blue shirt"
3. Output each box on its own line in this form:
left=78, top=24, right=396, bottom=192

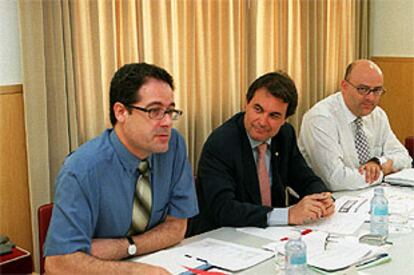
left=44, top=63, right=198, bottom=274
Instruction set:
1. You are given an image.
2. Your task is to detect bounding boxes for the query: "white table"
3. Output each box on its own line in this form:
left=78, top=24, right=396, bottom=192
left=181, top=187, right=414, bottom=274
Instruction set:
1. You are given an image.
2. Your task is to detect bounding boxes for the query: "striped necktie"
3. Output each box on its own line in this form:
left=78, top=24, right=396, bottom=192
left=129, top=159, right=152, bottom=235
left=354, top=117, right=371, bottom=165
left=257, top=143, right=272, bottom=206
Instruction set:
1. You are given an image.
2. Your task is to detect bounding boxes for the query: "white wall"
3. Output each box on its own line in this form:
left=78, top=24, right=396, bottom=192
left=0, top=0, right=21, bottom=85
left=370, top=0, right=414, bottom=57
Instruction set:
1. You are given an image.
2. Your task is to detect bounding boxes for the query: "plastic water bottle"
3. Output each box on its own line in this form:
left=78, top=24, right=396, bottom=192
left=285, top=232, right=308, bottom=275
left=370, top=187, right=389, bottom=238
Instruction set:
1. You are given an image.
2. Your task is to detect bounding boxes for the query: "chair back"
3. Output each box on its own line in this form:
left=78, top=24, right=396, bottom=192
left=406, top=136, right=414, bottom=167
left=38, top=203, right=53, bottom=274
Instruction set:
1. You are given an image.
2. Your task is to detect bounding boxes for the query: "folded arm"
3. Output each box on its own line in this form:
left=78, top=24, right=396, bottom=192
left=299, top=116, right=382, bottom=191
left=90, top=216, right=187, bottom=260
left=45, top=251, right=171, bottom=275
left=45, top=216, right=186, bottom=274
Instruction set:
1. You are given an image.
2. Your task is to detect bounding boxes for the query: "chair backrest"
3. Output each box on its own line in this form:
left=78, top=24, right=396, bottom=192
left=38, top=203, right=53, bottom=275
left=405, top=136, right=414, bottom=167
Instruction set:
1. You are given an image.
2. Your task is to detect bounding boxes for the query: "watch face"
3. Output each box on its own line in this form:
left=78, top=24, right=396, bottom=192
left=128, top=244, right=137, bottom=256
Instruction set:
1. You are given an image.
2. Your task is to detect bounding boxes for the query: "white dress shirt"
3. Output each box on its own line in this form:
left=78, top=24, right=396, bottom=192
left=299, top=92, right=412, bottom=191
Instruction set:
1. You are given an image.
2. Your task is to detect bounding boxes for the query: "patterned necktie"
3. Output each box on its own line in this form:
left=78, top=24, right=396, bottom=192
left=129, top=159, right=152, bottom=235
left=256, top=143, right=272, bottom=206
left=354, top=117, right=370, bottom=165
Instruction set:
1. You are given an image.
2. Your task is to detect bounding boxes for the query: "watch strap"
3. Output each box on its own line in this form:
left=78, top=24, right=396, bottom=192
left=126, top=236, right=135, bottom=245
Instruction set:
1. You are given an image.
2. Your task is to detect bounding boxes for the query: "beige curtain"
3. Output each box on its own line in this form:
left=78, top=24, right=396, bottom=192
left=19, top=0, right=368, bottom=272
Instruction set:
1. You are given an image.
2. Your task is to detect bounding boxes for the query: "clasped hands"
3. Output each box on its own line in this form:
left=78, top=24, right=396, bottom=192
left=288, top=192, right=335, bottom=225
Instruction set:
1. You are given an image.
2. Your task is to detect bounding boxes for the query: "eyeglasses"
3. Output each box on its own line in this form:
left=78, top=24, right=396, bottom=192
left=345, top=80, right=386, bottom=96
left=126, top=105, right=183, bottom=120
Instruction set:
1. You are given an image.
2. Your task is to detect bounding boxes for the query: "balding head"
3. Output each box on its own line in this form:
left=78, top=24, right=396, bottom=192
left=344, top=59, right=383, bottom=81
left=341, top=60, right=384, bottom=117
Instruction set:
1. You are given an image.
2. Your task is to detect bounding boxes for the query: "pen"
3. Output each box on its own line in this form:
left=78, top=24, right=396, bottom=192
left=184, top=254, right=209, bottom=263
left=280, top=229, right=312, bottom=241
left=286, top=186, right=300, bottom=199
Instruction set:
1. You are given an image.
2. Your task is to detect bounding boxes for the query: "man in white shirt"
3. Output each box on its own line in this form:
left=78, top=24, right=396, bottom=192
left=299, top=59, right=412, bottom=191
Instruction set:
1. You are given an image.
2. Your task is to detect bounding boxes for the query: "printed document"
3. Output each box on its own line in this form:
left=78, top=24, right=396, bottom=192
left=133, top=238, right=273, bottom=273
left=301, top=196, right=367, bottom=234
left=172, top=238, right=273, bottom=272
left=131, top=249, right=206, bottom=274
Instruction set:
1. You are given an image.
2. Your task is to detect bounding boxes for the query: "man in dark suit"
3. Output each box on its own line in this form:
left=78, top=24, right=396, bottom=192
left=188, top=71, right=334, bottom=235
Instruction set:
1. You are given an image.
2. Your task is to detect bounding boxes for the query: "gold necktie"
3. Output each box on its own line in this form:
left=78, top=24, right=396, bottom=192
left=129, top=160, right=152, bottom=235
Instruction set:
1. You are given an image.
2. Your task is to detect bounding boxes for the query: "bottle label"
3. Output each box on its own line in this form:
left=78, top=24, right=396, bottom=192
left=290, top=255, right=306, bottom=265
left=373, top=206, right=388, bottom=216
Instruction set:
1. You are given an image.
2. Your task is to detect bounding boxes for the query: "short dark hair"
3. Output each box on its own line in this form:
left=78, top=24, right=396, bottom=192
left=246, top=71, right=298, bottom=118
left=109, top=63, right=174, bottom=126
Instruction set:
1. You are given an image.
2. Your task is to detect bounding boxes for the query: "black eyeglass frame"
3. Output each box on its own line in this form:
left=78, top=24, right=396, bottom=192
left=126, top=104, right=183, bottom=120
left=345, top=80, right=386, bottom=96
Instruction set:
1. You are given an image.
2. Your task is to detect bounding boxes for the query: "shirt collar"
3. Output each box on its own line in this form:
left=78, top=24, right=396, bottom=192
left=339, top=92, right=359, bottom=124
left=246, top=131, right=271, bottom=149
left=109, top=129, right=151, bottom=175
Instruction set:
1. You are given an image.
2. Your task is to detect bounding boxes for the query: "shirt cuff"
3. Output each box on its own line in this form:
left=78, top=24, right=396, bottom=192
left=378, top=156, right=387, bottom=166
left=267, top=208, right=289, bottom=226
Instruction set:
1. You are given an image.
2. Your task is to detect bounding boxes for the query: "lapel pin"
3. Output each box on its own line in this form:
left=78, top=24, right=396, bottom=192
left=275, top=152, right=279, bottom=156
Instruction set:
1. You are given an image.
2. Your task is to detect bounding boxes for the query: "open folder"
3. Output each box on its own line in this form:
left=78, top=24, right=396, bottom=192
left=384, top=168, right=414, bottom=186
left=263, top=231, right=390, bottom=272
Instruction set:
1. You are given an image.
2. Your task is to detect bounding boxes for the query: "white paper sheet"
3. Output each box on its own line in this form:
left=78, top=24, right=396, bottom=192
left=237, top=226, right=299, bottom=241
left=131, top=249, right=206, bottom=274
left=301, top=196, right=368, bottom=234
left=385, top=168, right=414, bottom=186
left=172, top=238, right=273, bottom=272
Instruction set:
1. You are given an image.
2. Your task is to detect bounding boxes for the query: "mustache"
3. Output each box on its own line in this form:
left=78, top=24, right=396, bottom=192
left=154, top=129, right=171, bottom=135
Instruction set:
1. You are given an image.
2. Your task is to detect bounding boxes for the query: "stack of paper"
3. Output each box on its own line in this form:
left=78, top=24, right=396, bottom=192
left=384, top=168, right=414, bottom=186
left=132, top=238, right=273, bottom=274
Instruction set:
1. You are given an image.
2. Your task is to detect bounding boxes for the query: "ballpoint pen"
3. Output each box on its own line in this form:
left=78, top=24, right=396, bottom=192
left=280, top=229, right=313, bottom=241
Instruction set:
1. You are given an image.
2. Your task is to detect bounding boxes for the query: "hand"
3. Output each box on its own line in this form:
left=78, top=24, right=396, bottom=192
left=358, top=161, right=381, bottom=184
left=318, top=192, right=335, bottom=217
left=133, top=262, right=171, bottom=275
left=381, top=159, right=394, bottom=176
left=288, top=193, right=333, bottom=225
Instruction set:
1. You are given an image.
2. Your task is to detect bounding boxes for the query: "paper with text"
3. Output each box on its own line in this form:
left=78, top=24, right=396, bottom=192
left=173, top=238, right=273, bottom=272
left=131, top=249, right=205, bottom=274
left=301, top=196, right=368, bottom=234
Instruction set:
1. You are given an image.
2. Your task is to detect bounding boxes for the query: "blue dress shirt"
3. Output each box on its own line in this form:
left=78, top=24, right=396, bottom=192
left=44, top=129, right=198, bottom=256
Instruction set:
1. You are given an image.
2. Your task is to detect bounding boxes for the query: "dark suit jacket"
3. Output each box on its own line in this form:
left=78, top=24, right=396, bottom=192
left=187, top=112, right=329, bottom=236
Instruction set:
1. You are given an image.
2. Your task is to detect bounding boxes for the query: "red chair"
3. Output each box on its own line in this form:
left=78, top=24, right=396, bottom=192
left=38, top=203, right=53, bottom=274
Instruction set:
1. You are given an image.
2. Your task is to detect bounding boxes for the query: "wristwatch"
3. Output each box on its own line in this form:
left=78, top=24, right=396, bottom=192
left=369, top=157, right=386, bottom=166
left=126, top=236, right=137, bottom=257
